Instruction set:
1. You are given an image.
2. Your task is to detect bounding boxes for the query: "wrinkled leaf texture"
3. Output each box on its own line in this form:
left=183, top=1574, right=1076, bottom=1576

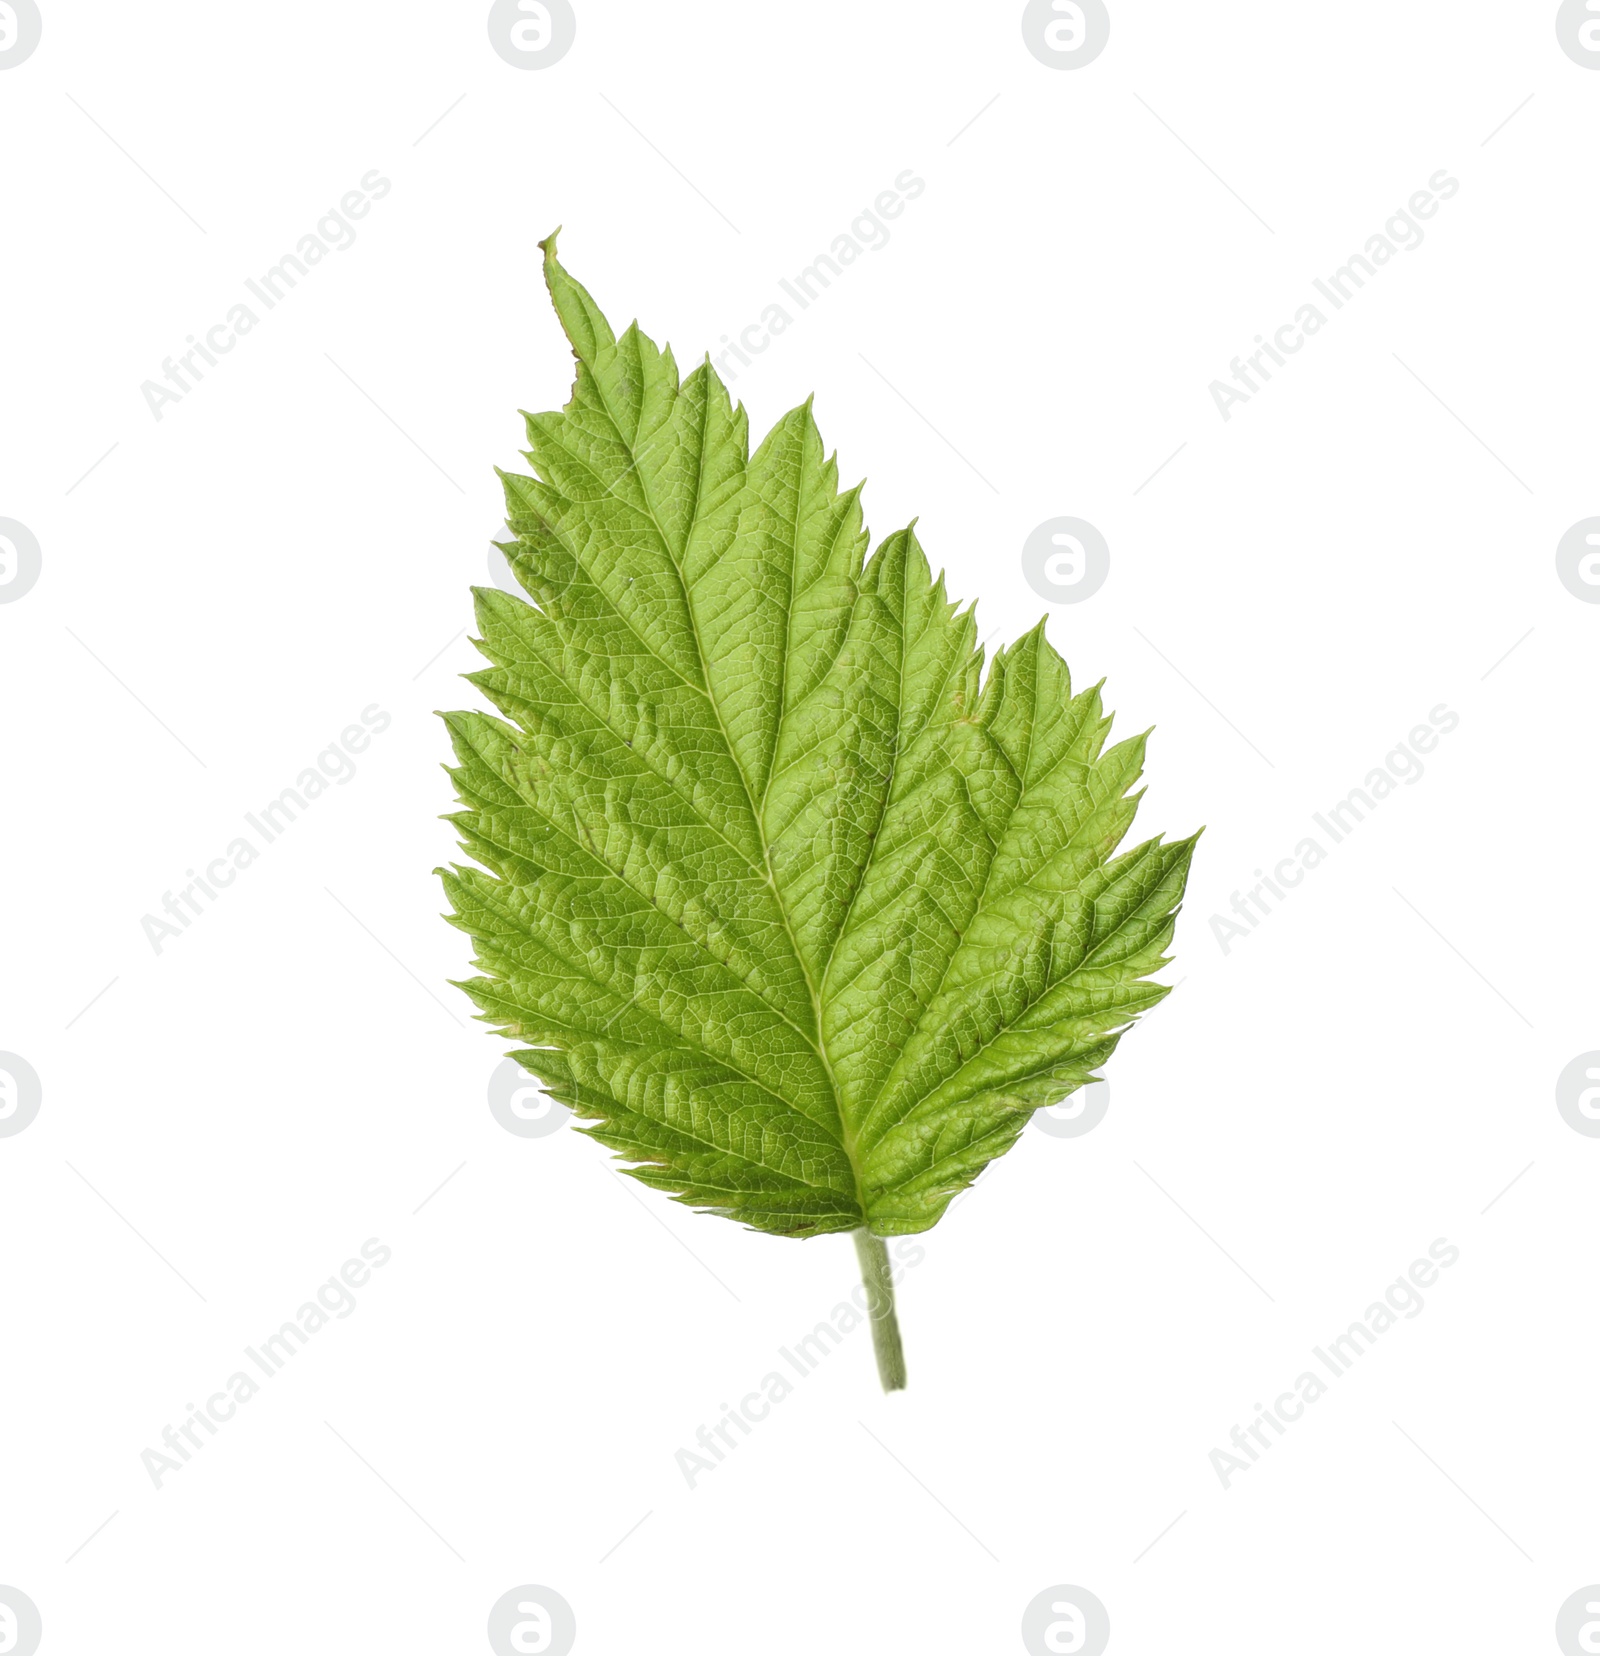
left=440, top=235, right=1196, bottom=1239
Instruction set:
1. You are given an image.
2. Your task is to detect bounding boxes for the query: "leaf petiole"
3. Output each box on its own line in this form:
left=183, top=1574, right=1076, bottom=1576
left=853, top=1230, right=907, bottom=1392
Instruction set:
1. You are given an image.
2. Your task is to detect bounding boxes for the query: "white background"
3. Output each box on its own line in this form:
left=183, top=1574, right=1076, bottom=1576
left=2, top=3, right=1598, bottom=1652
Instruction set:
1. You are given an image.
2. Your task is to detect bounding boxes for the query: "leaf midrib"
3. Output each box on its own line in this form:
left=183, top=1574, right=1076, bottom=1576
left=460, top=873, right=850, bottom=1155
left=582, top=357, right=871, bottom=1215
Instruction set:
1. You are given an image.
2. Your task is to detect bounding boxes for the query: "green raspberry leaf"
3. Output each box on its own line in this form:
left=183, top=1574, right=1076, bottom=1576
left=439, top=232, right=1196, bottom=1295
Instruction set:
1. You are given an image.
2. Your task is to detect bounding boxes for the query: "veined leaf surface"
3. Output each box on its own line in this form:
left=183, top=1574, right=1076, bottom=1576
left=441, top=235, right=1196, bottom=1240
